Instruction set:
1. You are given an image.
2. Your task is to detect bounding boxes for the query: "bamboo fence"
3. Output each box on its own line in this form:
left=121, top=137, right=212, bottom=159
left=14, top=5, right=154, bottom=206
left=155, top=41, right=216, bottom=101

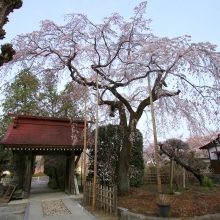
left=85, top=181, right=117, bottom=215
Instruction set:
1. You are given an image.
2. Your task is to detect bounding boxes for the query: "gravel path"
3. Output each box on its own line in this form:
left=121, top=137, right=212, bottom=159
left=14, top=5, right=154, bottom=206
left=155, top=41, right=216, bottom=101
left=42, top=199, right=71, bottom=217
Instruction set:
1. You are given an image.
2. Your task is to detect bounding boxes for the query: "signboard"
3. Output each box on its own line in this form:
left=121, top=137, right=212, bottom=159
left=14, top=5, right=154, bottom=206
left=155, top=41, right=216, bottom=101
left=0, top=183, right=17, bottom=203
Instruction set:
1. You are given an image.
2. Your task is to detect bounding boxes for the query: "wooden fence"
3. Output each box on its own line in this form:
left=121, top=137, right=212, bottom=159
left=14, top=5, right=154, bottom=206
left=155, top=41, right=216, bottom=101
left=144, top=170, right=200, bottom=187
left=85, top=182, right=117, bottom=215
left=145, top=172, right=170, bottom=185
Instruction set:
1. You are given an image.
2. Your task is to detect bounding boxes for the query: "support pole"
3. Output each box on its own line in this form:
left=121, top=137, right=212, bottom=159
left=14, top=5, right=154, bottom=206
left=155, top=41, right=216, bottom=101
left=147, top=74, right=162, bottom=193
left=83, top=88, right=87, bottom=205
left=170, top=157, right=174, bottom=189
left=69, top=150, right=75, bottom=195
left=92, top=74, right=99, bottom=211
left=183, top=167, right=185, bottom=188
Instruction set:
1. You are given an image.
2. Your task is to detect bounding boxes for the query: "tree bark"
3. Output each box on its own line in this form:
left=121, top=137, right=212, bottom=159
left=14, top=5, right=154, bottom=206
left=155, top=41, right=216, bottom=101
left=0, top=0, right=22, bottom=39
left=0, top=0, right=22, bottom=66
left=115, top=101, right=133, bottom=196
left=160, top=145, right=204, bottom=185
left=117, top=131, right=132, bottom=196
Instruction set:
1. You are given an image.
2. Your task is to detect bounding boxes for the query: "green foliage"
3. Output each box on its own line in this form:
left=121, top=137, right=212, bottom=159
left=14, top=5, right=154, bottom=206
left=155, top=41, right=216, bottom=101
left=2, top=68, right=40, bottom=115
left=202, top=177, right=213, bottom=188
left=202, top=187, right=210, bottom=192
left=130, top=130, right=145, bottom=187
left=44, top=155, right=66, bottom=190
left=39, top=74, right=83, bottom=119
left=88, top=124, right=145, bottom=187
left=169, top=190, right=176, bottom=195
left=57, top=82, right=84, bottom=119
left=0, top=69, right=83, bottom=189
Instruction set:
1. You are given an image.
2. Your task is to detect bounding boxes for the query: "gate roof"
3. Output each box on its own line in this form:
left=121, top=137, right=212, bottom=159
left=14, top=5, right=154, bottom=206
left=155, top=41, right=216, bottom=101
left=0, top=114, right=90, bottom=151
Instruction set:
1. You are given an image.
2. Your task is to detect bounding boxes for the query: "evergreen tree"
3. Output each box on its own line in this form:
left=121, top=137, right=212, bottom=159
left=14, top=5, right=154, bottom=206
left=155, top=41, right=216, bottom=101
left=41, top=79, right=83, bottom=189
left=0, top=69, right=40, bottom=188
left=88, top=124, right=145, bottom=187
left=57, top=82, right=83, bottom=119
left=2, top=68, right=40, bottom=115
left=38, top=71, right=60, bottom=117
left=0, top=70, right=82, bottom=189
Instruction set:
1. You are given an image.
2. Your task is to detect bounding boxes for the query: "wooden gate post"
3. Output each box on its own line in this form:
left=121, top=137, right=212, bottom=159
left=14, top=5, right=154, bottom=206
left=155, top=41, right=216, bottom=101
left=23, top=150, right=33, bottom=199
left=69, top=150, right=76, bottom=195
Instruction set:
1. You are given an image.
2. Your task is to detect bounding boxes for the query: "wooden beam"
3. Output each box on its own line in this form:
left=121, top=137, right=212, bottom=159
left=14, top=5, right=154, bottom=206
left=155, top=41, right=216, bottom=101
left=12, top=149, right=82, bottom=156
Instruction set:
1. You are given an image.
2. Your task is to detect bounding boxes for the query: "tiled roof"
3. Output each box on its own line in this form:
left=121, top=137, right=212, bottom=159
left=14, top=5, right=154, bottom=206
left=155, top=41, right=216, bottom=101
left=199, top=134, right=220, bottom=149
left=0, top=114, right=88, bottom=149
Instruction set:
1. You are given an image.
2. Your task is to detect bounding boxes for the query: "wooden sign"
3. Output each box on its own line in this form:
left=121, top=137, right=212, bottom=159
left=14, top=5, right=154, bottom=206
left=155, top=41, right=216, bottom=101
left=0, top=183, right=18, bottom=203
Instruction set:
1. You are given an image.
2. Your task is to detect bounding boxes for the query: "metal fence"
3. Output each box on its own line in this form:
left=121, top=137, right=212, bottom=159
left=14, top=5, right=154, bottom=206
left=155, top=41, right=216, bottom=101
left=85, top=181, right=117, bottom=215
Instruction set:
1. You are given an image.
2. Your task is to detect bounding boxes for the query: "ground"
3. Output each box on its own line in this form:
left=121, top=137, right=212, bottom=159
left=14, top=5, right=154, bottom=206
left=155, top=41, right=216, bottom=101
left=75, top=184, right=220, bottom=219
left=117, top=184, right=220, bottom=218
left=1, top=184, right=220, bottom=220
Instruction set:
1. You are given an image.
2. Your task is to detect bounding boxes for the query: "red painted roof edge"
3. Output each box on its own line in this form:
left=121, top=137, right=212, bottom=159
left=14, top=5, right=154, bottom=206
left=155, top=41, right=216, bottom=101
left=8, top=113, right=91, bottom=124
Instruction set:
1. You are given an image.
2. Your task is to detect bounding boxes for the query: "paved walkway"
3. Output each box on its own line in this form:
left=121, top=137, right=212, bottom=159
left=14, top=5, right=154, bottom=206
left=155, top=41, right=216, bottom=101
left=9, top=181, right=97, bottom=220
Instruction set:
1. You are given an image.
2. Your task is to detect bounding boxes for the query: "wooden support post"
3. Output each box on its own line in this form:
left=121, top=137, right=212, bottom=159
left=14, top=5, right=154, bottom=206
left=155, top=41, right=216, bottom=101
left=183, top=167, right=185, bottom=188
left=170, top=157, right=174, bottom=189
left=23, top=150, right=32, bottom=199
left=113, top=186, right=118, bottom=216
left=69, top=150, right=75, bottom=195
left=92, top=73, right=99, bottom=211
left=147, top=74, right=162, bottom=193
left=65, top=156, right=69, bottom=194
left=83, top=89, right=87, bottom=205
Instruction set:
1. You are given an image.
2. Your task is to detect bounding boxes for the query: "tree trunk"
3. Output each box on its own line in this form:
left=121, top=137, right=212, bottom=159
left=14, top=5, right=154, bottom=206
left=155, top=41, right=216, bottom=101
left=0, top=0, right=22, bottom=66
left=117, top=134, right=132, bottom=196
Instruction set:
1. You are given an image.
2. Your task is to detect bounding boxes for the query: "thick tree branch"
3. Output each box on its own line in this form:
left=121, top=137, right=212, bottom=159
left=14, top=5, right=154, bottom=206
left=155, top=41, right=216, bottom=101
left=0, top=0, right=22, bottom=66
left=159, top=144, right=204, bottom=185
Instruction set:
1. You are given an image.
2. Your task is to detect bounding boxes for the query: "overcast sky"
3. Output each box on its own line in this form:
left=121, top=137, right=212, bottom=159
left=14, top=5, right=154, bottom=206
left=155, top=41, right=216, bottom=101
left=1, top=0, right=219, bottom=142
left=2, top=0, right=220, bottom=49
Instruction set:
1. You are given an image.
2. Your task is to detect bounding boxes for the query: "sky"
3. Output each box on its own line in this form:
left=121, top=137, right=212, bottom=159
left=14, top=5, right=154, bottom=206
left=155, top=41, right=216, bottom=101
left=1, top=0, right=220, bottom=143
left=2, top=0, right=220, bottom=49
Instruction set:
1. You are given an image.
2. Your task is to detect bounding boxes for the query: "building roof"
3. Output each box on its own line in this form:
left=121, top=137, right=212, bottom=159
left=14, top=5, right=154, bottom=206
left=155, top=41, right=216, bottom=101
left=199, top=134, right=220, bottom=150
left=0, top=114, right=90, bottom=150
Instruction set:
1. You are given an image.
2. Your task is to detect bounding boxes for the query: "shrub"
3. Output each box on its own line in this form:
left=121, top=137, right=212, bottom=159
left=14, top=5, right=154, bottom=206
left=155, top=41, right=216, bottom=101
left=202, top=177, right=213, bottom=188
